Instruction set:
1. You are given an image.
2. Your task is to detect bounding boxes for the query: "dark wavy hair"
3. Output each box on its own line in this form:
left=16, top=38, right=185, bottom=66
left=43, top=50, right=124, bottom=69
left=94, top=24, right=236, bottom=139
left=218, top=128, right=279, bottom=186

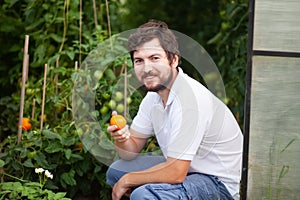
left=128, top=19, right=181, bottom=65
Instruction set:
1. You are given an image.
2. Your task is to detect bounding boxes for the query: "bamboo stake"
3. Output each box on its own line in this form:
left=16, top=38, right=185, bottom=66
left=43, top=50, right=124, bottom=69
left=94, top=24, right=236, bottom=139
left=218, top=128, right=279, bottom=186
left=75, top=61, right=78, bottom=71
left=31, top=98, right=36, bottom=120
left=105, top=0, right=113, bottom=50
left=17, top=35, right=29, bottom=144
left=53, top=58, right=59, bottom=120
left=79, top=0, right=82, bottom=65
left=123, top=62, right=127, bottom=117
left=40, top=64, right=47, bottom=131
left=92, top=0, right=98, bottom=27
left=55, top=58, right=59, bottom=95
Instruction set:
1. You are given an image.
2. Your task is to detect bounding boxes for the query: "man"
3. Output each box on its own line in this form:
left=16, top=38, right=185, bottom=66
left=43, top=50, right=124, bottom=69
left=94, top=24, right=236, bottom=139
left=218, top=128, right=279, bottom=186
left=106, top=20, right=243, bottom=200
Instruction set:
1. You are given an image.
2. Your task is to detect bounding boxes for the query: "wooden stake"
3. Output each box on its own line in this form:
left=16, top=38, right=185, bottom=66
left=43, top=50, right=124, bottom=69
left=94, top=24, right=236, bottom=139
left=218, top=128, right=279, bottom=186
left=75, top=61, right=78, bottom=71
left=105, top=0, right=113, bottom=50
left=31, top=98, right=36, bottom=120
left=54, top=58, right=59, bottom=120
left=79, top=0, right=82, bottom=65
left=17, top=35, right=29, bottom=144
left=40, top=64, right=47, bottom=130
left=123, top=62, right=127, bottom=117
left=92, top=0, right=98, bottom=27
left=55, top=58, right=59, bottom=95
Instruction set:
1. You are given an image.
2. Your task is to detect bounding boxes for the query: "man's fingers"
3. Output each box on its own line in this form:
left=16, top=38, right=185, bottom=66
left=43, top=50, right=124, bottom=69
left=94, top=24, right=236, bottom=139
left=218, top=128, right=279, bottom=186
left=107, top=125, right=118, bottom=132
left=113, top=132, right=130, bottom=142
left=112, top=110, right=117, bottom=116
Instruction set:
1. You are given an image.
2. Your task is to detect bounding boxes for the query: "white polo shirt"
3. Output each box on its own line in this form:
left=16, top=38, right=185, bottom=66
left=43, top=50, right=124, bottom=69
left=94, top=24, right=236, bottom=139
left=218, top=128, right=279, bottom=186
left=131, top=68, right=243, bottom=198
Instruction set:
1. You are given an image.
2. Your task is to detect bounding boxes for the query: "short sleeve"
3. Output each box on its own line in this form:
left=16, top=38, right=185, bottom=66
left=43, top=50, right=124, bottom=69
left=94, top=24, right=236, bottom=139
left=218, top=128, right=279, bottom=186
left=130, top=93, right=155, bottom=136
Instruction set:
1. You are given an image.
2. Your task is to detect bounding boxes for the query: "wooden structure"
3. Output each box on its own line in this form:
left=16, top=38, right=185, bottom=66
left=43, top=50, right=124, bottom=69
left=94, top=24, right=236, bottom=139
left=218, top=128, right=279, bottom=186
left=243, top=0, right=300, bottom=199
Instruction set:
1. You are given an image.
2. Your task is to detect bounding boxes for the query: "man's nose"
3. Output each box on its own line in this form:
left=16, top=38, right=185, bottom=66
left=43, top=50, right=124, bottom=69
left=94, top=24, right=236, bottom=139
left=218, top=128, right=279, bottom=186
left=143, top=60, right=153, bottom=73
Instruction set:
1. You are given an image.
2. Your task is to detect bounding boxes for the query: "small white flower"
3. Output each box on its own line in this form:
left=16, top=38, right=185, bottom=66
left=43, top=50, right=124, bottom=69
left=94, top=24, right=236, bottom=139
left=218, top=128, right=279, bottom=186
left=35, top=168, right=44, bottom=174
left=45, top=170, right=53, bottom=179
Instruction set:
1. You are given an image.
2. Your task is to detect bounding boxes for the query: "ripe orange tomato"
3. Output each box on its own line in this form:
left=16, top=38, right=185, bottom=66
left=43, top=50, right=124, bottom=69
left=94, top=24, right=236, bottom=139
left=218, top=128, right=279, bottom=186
left=22, top=117, right=32, bottom=131
left=110, top=115, right=126, bottom=130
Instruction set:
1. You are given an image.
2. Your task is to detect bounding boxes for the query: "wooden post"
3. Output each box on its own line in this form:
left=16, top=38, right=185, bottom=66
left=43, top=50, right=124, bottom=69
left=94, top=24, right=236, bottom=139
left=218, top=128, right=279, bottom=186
left=123, top=62, right=127, bottom=117
left=55, top=58, right=59, bottom=95
left=79, top=0, right=82, bottom=65
left=105, top=0, right=113, bottom=50
left=17, top=35, right=29, bottom=144
left=75, top=61, right=78, bottom=71
left=31, top=98, right=36, bottom=120
left=40, top=64, right=47, bottom=130
left=92, top=0, right=98, bottom=27
left=53, top=58, right=59, bottom=120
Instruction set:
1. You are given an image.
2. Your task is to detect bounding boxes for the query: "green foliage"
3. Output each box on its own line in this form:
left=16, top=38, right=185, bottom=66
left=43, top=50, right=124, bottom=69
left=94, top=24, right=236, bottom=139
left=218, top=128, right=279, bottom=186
left=0, top=167, right=70, bottom=200
left=116, top=0, right=221, bottom=43
left=0, top=24, right=141, bottom=199
left=0, top=0, right=249, bottom=199
left=0, top=96, right=19, bottom=141
left=207, top=0, right=248, bottom=126
left=0, top=0, right=120, bottom=97
left=0, top=126, right=110, bottom=198
left=0, top=181, right=71, bottom=200
left=0, top=40, right=136, bottom=198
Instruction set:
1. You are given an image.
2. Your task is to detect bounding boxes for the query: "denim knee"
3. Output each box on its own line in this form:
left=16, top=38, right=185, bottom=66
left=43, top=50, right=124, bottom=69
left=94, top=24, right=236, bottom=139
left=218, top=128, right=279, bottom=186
left=106, top=166, right=117, bottom=186
left=106, top=161, right=127, bottom=186
left=130, top=185, right=158, bottom=200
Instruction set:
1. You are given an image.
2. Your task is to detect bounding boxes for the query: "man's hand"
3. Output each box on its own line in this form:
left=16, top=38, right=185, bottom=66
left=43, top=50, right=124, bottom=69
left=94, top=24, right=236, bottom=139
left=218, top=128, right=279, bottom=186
left=112, top=174, right=130, bottom=200
left=108, top=124, right=131, bottom=143
left=107, top=111, right=148, bottom=160
left=107, top=111, right=130, bottom=143
left=111, top=158, right=191, bottom=199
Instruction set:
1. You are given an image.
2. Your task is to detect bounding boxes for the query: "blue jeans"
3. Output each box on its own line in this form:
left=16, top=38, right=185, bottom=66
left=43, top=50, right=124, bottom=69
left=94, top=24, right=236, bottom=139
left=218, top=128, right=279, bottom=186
left=106, top=156, right=234, bottom=200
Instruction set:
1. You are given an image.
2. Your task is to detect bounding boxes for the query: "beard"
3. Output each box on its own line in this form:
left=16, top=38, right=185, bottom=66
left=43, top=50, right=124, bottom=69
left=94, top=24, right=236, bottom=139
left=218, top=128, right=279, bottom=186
left=141, top=70, right=173, bottom=92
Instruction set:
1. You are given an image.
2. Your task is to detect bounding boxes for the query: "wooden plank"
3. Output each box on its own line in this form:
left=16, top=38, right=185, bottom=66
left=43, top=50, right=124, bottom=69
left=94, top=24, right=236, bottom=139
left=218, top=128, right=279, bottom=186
left=248, top=56, right=300, bottom=199
left=253, top=0, right=300, bottom=53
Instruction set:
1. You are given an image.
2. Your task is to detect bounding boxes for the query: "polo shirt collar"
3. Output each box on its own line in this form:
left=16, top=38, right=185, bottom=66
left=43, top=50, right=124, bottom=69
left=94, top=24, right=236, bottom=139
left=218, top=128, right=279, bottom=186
left=165, top=67, right=184, bottom=107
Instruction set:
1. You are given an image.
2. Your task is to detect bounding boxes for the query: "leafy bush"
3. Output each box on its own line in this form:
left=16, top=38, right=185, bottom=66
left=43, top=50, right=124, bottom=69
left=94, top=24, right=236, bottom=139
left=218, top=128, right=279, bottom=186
left=0, top=167, right=71, bottom=200
left=0, top=40, right=142, bottom=198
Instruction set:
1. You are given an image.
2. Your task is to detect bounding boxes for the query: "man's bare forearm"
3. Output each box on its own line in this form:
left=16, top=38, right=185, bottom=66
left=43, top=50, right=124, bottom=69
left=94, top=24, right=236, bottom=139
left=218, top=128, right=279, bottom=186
left=119, top=158, right=191, bottom=187
left=114, top=138, right=140, bottom=160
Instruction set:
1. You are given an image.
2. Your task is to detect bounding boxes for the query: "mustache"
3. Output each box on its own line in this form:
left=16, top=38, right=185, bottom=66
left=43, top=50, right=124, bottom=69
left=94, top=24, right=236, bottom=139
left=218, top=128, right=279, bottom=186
left=141, top=72, right=157, bottom=79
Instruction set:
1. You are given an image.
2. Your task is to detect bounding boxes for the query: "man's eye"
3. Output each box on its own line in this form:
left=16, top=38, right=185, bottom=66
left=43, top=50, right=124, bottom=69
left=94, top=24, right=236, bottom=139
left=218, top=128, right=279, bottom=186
left=151, top=56, right=160, bottom=61
left=134, top=59, right=143, bottom=65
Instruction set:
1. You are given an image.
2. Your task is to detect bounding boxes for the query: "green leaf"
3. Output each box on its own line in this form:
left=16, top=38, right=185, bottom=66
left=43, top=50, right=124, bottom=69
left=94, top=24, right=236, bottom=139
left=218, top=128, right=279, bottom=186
left=66, top=51, right=75, bottom=60
left=53, top=192, right=68, bottom=199
left=60, top=169, right=76, bottom=187
left=0, top=159, right=5, bottom=167
left=49, top=33, right=65, bottom=43
left=42, top=130, right=62, bottom=140
left=25, top=18, right=44, bottom=31
left=207, top=32, right=223, bottom=45
left=64, top=149, right=72, bottom=160
left=24, top=182, right=40, bottom=188
left=44, top=189, right=55, bottom=199
left=104, top=68, right=116, bottom=80
left=34, top=138, right=43, bottom=147
left=34, top=152, right=52, bottom=169
left=23, top=159, right=34, bottom=168
left=69, top=153, right=84, bottom=161
left=94, top=165, right=102, bottom=173
left=60, top=135, right=76, bottom=146
left=45, top=141, right=63, bottom=153
left=1, top=182, right=23, bottom=194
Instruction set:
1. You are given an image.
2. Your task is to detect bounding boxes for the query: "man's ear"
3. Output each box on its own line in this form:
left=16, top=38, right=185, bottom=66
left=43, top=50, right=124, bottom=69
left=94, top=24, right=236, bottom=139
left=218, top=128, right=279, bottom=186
left=171, top=55, right=179, bottom=68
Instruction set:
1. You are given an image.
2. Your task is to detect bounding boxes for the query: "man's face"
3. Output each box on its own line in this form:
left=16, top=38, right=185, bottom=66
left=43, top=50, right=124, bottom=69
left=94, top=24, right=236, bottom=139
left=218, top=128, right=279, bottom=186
left=133, top=38, right=177, bottom=92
